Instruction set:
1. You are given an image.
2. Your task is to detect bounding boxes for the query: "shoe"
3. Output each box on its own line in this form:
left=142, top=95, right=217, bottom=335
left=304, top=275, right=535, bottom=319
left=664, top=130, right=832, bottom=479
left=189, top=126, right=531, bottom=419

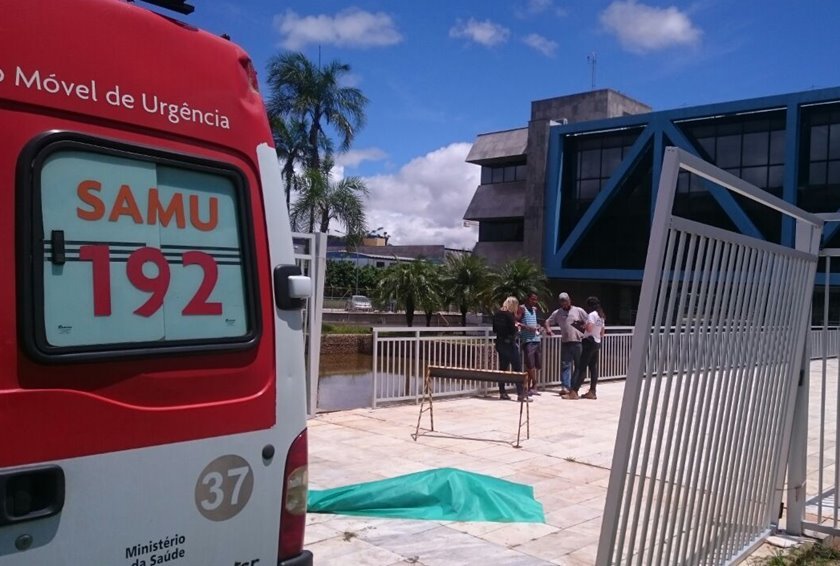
left=528, top=389, right=541, bottom=396
left=558, top=387, right=568, bottom=396
left=581, top=390, right=597, bottom=400
left=517, top=395, right=532, bottom=402
left=500, top=393, right=511, bottom=400
left=566, top=390, right=580, bottom=400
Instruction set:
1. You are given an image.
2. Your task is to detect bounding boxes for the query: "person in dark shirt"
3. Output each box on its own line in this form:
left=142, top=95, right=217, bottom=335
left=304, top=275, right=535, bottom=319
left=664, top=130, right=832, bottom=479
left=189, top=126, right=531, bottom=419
left=493, top=296, right=528, bottom=402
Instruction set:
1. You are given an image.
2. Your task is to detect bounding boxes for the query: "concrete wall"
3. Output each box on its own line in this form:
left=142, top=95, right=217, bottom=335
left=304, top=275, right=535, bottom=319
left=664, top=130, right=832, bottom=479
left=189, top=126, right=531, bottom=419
left=522, top=90, right=652, bottom=264
left=321, top=333, right=373, bottom=355
left=531, top=89, right=651, bottom=123
left=472, top=241, right=525, bottom=266
left=467, top=89, right=652, bottom=267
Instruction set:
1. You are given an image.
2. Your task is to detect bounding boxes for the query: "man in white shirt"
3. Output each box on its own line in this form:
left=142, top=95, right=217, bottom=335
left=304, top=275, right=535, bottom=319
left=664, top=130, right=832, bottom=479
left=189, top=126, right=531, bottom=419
left=544, top=292, right=588, bottom=395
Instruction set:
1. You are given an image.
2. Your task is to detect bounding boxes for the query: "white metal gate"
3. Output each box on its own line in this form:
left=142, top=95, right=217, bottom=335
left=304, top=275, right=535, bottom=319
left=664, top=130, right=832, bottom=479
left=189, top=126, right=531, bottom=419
left=789, top=245, right=840, bottom=537
left=292, top=231, right=326, bottom=417
left=597, top=147, right=824, bottom=565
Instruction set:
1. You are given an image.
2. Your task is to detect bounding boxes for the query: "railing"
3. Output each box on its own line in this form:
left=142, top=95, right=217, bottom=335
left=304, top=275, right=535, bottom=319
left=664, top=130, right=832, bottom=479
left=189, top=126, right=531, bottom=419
left=368, top=325, right=835, bottom=408
left=370, top=326, right=635, bottom=407
left=601, top=326, right=635, bottom=380
left=811, top=326, right=840, bottom=359
left=799, top=325, right=840, bottom=536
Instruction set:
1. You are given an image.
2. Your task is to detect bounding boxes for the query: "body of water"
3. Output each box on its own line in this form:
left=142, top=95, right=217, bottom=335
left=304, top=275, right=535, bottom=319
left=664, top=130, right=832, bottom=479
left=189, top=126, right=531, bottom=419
left=318, top=353, right=375, bottom=411
left=317, top=353, right=497, bottom=412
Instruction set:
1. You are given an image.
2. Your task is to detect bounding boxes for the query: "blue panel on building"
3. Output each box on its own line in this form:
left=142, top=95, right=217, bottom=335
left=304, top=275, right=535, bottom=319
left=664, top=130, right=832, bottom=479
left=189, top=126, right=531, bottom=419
left=544, top=86, right=840, bottom=288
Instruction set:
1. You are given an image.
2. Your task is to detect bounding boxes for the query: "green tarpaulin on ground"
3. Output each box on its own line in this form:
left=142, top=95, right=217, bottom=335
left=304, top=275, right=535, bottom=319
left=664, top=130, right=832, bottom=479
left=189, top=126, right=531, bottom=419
left=307, top=467, right=545, bottom=523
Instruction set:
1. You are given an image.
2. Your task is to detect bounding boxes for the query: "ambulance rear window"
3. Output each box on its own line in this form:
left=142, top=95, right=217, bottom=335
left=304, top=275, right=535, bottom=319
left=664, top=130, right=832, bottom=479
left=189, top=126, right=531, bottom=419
left=22, top=138, right=258, bottom=359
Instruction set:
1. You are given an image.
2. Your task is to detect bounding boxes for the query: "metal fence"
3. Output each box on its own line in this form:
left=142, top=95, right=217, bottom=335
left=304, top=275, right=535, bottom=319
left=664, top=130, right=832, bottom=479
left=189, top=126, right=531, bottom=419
left=370, top=326, right=635, bottom=407
left=369, top=324, right=835, bottom=409
left=597, top=147, right=823, bottom=565
left=293, top=232, right=327, bottom=417
left=800, top=330, right=840, bottom=537
left=810, top=326, right=840, bottom=360
left=795, top=249, right=840, bottom=538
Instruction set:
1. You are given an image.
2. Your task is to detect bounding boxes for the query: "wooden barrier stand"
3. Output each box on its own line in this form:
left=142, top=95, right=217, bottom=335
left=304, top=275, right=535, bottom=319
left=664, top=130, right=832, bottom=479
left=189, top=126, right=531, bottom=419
left=411, top=365, right=530, bottom=448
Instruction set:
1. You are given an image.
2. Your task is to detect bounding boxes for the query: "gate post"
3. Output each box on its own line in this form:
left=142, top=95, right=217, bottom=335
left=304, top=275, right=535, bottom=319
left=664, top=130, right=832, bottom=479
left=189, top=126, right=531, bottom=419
left=784, top=332, right=810, bottom=535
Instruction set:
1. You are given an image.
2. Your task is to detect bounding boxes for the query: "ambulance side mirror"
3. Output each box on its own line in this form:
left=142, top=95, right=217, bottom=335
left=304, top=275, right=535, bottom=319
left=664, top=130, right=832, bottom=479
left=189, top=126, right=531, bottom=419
left=273, top=265, right=311, bottom=310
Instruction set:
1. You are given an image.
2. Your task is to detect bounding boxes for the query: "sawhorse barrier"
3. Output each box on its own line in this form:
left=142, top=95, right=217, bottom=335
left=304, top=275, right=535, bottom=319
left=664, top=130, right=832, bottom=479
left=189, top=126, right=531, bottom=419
left=411, top=365, right=530, bottom=448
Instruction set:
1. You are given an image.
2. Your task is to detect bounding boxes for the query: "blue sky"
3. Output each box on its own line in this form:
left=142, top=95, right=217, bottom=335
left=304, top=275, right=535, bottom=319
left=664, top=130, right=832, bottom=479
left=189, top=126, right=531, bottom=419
left=178, top=0, right=840, bottom=249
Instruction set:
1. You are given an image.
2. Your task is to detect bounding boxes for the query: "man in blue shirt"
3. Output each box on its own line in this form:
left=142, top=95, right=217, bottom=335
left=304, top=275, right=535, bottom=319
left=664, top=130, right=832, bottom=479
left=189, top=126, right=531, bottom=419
left=519, top=292, right=543, bottom=397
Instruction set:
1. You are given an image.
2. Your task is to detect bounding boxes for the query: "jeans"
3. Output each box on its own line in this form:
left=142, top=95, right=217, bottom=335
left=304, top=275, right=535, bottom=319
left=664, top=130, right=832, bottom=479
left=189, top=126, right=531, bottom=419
left=560, top=341, right=582, bottom=390
left=496, top=341, right=524, bottom=396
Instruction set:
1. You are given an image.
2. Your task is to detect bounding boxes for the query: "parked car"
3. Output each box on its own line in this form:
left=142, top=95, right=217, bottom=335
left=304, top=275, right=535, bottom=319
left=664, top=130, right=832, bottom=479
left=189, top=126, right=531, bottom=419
left=346, top=295, right=373, bottom=311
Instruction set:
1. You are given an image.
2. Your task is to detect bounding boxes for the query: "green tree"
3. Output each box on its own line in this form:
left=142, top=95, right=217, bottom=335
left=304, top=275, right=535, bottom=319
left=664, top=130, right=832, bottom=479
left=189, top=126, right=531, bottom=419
left=489, top=257, right=550, bottom=308
left=416, top=262, right=444, bottom=327
left=356, top=265, right=379, bottom=296
left=325, top=260, right=356, bottom=294
left=325, top=260, right=381, bottom=298
left=376, top=260, right=440, bottom=327
left=290, top=164, right=368, bottom=236
left=266, top=51, right=368, bottom=171
left=441, top=254, right=491, bottom=326
left=269, top=115, right=308, bottom=209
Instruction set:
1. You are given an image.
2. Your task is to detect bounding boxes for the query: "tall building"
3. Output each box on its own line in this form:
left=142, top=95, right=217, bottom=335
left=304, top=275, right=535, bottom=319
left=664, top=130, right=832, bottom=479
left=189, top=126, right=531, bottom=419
left=464, top=89, right=651, bottom=266
left=465, top=86, right=840, bottom=324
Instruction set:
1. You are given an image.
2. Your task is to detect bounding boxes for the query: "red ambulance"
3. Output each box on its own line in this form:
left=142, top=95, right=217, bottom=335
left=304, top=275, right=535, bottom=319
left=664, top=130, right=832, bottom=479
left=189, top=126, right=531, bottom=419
left=0, top=1, right=313, bottom=564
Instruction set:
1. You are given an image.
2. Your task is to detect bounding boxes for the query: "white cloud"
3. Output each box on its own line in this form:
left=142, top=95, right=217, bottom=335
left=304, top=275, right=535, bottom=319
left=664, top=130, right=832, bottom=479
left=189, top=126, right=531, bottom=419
left=523, top=33, right=558, bottom=57
left=600, top=0, right=701, bottom=54
left=361, top=143, right=479, bottom=250
left=274, top=8, right=403, bottom=50
left=516, top=0, right=568, bottom=18
left=449, top=18, right=510, bottom=47
left=331, top=147, right=387, bottom=180
left=335, top=148, right=388, bottom=169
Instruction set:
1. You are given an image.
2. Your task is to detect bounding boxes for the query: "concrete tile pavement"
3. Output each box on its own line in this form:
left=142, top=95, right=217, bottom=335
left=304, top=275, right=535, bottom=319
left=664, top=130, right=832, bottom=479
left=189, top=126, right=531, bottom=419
left=306, top=381, right=623, bottom=565
left=305, top=361, right=836, bottom=564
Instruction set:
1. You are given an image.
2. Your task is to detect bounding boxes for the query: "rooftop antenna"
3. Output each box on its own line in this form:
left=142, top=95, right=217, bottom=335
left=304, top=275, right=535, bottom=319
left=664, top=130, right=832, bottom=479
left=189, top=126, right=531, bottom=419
left=587, top=52, right=597, bottom=90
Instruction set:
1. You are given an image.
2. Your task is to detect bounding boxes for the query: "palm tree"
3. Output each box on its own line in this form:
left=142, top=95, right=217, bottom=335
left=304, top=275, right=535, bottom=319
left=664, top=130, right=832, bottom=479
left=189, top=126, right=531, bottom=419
left=489, top=257, right=551, bottom=308
left=441, top=254, right=491, bottom=327
left=270, top=115, right=308, bottom=209
left=376, top=260, right=440, bottom=327
left=416, top=262, right=444, bottom=327
left=290, top=163, right=368, bottom=236
left=266, top=51, right=368, bottom=171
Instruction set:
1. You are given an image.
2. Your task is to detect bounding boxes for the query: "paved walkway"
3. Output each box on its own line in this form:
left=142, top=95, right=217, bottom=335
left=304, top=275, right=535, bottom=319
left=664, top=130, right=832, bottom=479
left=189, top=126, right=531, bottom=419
left=305, top=362, right=835, bottom=565
left=306, top=382, right=622, bottom=565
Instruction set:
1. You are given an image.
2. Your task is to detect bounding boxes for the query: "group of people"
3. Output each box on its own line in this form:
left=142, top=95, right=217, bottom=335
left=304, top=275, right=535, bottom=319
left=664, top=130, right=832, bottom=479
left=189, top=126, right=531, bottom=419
left=492, top=291, right=606, bottom=402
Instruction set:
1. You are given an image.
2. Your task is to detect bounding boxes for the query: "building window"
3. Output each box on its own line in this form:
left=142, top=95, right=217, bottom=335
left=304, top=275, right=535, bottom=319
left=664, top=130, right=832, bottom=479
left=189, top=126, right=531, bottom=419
left=799, top=104, right=840, bottom=212
left=681, top=112, right=786, bottom=243
left=683, top=113, right=786, bottom=197
left=478, top=219, right=524, bottom=242
left=573, top=130, right=641, bottom=206
left=566, top=153, right=652, bottom=269
left=803, top=106, right=840, bottom=186
left=799, top=103, right=840, bottom=247
left=560, top=128, right=644, bottom=240
left=480, top=162, right=527, bottom=184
